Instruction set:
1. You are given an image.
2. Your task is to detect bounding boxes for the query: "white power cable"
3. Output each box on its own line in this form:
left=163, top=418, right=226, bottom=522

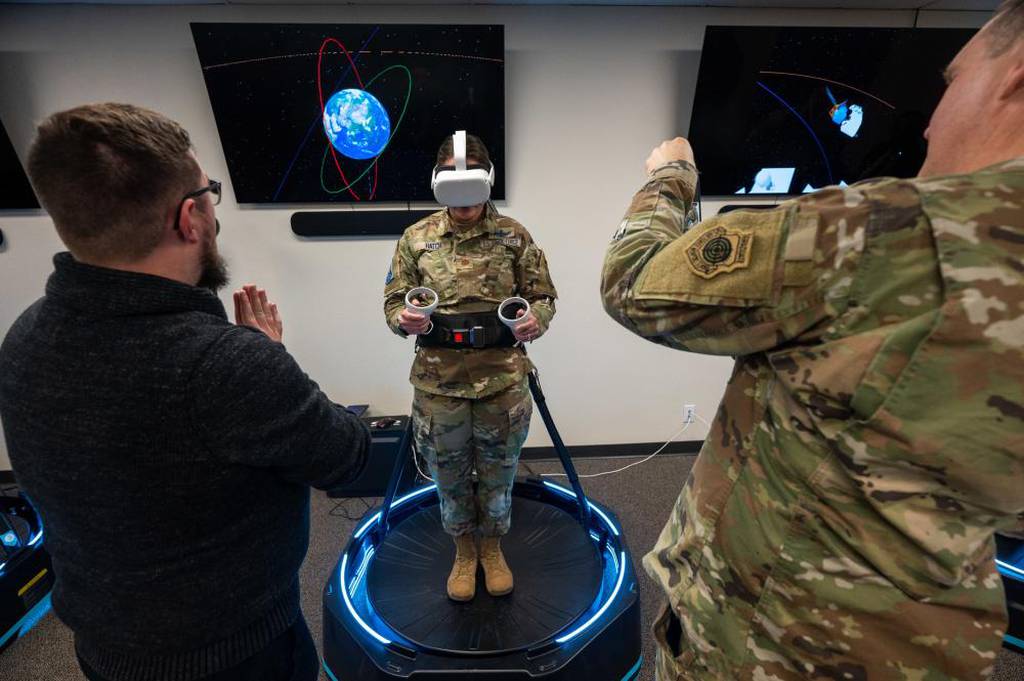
left=412, top=442, right=434, bottom=482
left=409, top=413, right=711, bottom=483
left=542, top=412, right=711, bottom=480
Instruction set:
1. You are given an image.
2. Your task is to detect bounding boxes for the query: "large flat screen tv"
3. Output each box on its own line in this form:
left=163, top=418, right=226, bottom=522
left=1, top=121, right=39, bottom=210
left=688, top=27, right=974, bottom=196
left=191, top=23, right=505, bottom=205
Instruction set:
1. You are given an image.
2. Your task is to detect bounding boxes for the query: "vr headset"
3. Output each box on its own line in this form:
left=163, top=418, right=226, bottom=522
left=430, top=130, right=495, bottom=207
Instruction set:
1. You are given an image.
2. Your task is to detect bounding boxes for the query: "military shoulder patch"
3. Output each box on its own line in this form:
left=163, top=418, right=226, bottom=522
left=634, top=208, right=787, bottom=306
left=685, top=226, right=753, bottom=279
left=385, top=267, right=394, bottom=285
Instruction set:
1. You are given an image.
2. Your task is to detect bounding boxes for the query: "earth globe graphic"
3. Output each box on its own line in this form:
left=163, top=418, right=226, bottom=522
left=322, top=88, right=391, bottom=160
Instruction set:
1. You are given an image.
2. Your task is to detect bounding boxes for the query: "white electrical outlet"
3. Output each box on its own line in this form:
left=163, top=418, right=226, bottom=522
left=684, top=404, right=697, bottom=424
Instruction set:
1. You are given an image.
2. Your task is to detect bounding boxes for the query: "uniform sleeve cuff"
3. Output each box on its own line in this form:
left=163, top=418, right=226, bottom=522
left=648, top=160, right=698, bottom=183
left=389, top=311, right=409, bottom=337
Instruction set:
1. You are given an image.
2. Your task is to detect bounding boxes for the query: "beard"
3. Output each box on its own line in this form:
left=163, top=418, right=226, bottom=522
left=196, top=229, right=229, bottom=293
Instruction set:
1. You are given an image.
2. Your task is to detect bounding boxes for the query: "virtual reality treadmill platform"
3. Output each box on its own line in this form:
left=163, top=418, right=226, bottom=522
left=322, top=371, right=642, bottom=681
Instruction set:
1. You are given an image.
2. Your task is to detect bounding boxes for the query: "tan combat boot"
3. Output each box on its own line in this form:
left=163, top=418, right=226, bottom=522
left=447, top=534, right=478, bottom=602
left=479, top=536, right=514, bottom=596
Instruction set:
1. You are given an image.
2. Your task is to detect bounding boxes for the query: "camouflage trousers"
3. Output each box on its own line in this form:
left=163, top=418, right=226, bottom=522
left=412, top=379, right=532, bottom=537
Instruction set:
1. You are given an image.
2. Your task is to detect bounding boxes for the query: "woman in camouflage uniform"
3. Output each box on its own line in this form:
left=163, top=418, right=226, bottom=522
left=384, top=134, right=557, bottom=601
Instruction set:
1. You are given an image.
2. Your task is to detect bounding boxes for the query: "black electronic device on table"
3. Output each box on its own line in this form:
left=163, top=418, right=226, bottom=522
left=346, top=404, right=369, bottom=417
left=327, top=415, right=410, bottom=499
left=321, top=371, right=642, bottom=681
left=0, top=490, right=53, bottom=652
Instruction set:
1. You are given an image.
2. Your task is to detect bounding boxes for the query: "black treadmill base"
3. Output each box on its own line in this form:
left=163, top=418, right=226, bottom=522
left=323, top=479, right=642, bottom=680
left=368, top=495, right=603, bottom=654
left=323, top=598, right=642, bottom=681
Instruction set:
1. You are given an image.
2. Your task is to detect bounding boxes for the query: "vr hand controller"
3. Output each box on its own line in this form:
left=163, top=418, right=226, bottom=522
left=405, top=287, right=438, bottom=335
left=498, top=297, right=531, bottom=331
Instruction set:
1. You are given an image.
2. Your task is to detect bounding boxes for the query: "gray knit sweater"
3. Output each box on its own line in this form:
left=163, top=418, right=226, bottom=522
left=0, top=253, right=369, bottom=680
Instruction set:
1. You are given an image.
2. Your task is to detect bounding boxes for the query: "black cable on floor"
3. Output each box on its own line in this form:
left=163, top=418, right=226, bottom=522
left=329, top=497, right=375, bottom=522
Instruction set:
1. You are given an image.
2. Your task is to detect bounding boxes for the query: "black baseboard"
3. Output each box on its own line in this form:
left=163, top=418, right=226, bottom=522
left=521, top=440, right=702, bottom=460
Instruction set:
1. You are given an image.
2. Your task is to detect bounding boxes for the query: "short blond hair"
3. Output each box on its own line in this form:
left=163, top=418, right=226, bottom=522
left=986, top=0, right=1024, bottom=56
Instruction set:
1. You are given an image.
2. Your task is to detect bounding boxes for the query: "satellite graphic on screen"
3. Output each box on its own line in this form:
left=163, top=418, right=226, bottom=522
left=191, top=23, right=505, bottom=204
left=826, top=87, right=864, bottom=138
left=689, top=27, right=973, bottom=196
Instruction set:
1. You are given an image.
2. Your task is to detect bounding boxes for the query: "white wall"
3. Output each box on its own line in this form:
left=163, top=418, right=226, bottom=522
left=0, top=4, right=987, bottom=470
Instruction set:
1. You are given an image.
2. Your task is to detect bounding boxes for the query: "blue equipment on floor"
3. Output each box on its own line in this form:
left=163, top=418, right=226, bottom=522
left=0, top=490, right=53, bottom=652
left=998, top=533, right=1024, bottom=654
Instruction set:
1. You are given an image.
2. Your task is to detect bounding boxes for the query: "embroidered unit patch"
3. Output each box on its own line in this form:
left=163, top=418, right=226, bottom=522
left=686, top=226, right=754, bottom=279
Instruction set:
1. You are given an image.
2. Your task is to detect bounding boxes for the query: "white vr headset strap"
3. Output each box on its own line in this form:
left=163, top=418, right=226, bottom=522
left=454, top=130, right=468, bottom=171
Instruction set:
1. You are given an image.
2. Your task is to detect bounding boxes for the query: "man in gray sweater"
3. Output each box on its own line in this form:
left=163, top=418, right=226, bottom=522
left=0, top=103, right=370, bottom=681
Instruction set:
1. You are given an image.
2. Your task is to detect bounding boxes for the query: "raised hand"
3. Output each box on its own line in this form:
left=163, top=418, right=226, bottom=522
left=234, top=284, right=283, bottom=342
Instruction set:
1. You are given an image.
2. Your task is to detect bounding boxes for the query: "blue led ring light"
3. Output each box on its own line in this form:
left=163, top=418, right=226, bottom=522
left=339, top=552, right=392, bottom=646
left=542, top=480, right=621, bottom=536
left=555, top=549, right=626, bottom=644
left=354, top=484, right=438, bottom=540
left=344, top=481, right=629, bottom=651
left=342, top=485, right=441, bottom=646
left=997, top=559, right=1024, bottom=581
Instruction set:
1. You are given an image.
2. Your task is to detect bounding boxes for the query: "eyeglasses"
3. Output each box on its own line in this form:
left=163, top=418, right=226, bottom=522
left=175, top=179, right=222, bottom=235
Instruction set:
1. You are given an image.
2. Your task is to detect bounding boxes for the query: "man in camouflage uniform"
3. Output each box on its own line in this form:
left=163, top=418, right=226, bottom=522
left=385, top=180, right=557, bottom=601
left=601, top=5, right=1024, bottom=679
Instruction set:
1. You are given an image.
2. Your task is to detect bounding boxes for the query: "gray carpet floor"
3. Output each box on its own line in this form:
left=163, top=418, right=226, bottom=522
left=2, top=453, right=1022, bottom=680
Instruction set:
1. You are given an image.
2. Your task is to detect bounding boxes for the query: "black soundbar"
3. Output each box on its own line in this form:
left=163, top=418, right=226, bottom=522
left=717, top=204, right=777, bottom=214
left=291, top=209, right=437, bottom=238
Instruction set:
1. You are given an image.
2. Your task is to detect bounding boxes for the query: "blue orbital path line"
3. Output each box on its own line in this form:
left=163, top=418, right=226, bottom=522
left=272, top=26, right=381, bottom=202
left=756, top=80, right=834, bottom=186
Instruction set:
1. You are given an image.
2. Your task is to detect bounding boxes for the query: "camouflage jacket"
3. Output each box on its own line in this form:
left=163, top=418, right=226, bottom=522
left=385, top=206, right=557, bottom=399
left=602, top=160, right=1024, bottom=680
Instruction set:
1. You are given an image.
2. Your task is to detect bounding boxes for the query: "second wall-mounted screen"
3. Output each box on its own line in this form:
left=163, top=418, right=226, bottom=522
left=689, top=27, right=973, bottom=196
left=191, top=23, right=505, bottom=204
